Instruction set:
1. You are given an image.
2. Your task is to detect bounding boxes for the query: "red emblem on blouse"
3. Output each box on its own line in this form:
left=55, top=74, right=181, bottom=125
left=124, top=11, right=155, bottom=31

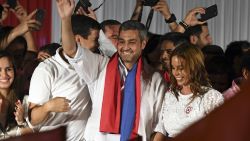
left=185, top=106, right=193, bottom=114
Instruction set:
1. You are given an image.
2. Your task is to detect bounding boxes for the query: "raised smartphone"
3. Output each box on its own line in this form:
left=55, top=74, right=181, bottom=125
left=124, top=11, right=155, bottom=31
left=7, top=0, right=17, bottom=9
left=199, top=4, right=218, bottom=22
left=36, top=9, right=45, bottom=23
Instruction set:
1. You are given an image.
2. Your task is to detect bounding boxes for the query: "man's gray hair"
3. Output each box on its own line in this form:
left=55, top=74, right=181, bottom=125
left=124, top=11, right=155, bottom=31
left=119, top=20, right=148, bottom=41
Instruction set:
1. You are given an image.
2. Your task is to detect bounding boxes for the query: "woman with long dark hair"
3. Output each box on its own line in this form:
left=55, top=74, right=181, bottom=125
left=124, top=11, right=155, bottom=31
left=0, top=50, right=32, bottom=139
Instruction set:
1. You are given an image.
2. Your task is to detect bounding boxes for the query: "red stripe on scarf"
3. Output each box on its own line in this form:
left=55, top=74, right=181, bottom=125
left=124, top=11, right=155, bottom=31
left=100, top=53, right=121, bottom=133
left=100, top=53, right=142, bottom=139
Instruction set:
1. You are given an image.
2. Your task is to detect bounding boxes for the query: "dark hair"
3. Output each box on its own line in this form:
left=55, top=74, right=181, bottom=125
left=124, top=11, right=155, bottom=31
left=205, top=55, right=231, bottom=75
left=184, top=23, right=208, bottom=37
left=238, top=41, right=250, bottom=50
left=142, top=34, right=162, bottom=66
left=0, top=26, right=13, bottom=47
left=202, top=45, right=224, bottom=56
left=205, top=55, right=232, bottom=92
left=225, top=41, right=250, bottom=64
left=225, top=41, right=250, bottom=78
left=71, top=15, right=101, bottom=39
left=39, top=43, right=61, bottom=56
left=241, top=55, right=250, bottom=71
left=159, top=32, right=189, bottom=47
left=143, top=33, right=162, bottom=54
left=170, top=43, right=211, bottom=101
left=100, top=19, right=121, bottom=33
left=119, top=20, right=147, bottom=41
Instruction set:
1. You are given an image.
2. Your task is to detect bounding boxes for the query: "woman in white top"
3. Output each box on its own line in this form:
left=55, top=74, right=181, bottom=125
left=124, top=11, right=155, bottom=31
left=153, top=43, right=224, bottom=140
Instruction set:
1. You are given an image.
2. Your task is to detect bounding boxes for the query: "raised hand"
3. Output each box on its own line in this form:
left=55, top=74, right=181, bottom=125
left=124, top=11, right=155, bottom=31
left=0, top=3, right=10, bottom=23
left=131, top=0, right=143, bottom=21
left=75, top=6, right=84, bottom=15
left=11, top=4, right=28, bottom=23
left=183, top=7, right=206, bottom=27
left=44, top=97, right=71, bottom=113
left=14, top=100, right=25, bottom=125
left=152, top=0, right=178, bottom=31
left=56, top=0, right=75, bottom=20
left=75, top=7, right=97, bottom=21
left=12, top=9, right=42, bottom=36
left=152, top=0, right=171, bottom=19
left=58, top=0, right=76, bottom=57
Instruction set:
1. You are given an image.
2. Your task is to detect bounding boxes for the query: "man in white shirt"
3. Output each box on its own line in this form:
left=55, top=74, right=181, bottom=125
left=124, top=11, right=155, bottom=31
left=28, top=48, right=91, bottom=141
left=57, top=0, right=167, bottom=141
left=27, top=3, right=103, bottom=141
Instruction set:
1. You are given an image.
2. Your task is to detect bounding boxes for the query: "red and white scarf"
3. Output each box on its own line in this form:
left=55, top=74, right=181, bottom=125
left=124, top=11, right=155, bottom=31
left=100, top=53, right=142, bottom=139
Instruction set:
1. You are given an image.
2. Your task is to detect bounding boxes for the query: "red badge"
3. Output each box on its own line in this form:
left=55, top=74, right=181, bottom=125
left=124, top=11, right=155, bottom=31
left=185, top=106, right=193, bottom=114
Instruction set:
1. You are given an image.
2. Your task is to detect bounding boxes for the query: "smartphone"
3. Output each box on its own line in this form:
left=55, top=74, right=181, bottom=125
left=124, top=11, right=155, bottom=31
left=199, top=4, right=218, bottom=22
left=36, top=9, right=45, bottom=23
left=143, top=0, right=159, bottom=7
left=7, top=0, right=17, bottom=9
left=74, top=0, right=92, bottom=14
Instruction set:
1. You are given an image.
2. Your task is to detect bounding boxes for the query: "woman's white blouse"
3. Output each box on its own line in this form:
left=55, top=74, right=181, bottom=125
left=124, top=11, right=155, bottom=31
left=161, top=88, right=224, bottom=137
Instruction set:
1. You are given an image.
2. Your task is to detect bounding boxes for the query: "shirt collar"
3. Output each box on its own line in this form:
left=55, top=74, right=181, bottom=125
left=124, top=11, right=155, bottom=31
left=118, top=57, right=128, bottom=82
left=54, top=47, right=72, bottom=69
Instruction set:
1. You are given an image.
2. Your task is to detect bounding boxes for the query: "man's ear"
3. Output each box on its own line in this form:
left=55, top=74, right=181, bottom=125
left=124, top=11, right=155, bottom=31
left=190, top=35, right=198, bottom=44
left=141, top=40, right=147, bottom=50
left=242, top=68, right=249, bottom=80
left=75, top=35, right=82, bottom=43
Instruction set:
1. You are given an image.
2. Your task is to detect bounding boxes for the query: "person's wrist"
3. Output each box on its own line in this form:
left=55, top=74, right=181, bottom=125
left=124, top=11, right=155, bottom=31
left=165, top=13, right=176, bottom=24
left=179, top=20, right=190, bottom=30
left=44, top=101, right=52, bottom=113
left=61, top=17, right=71, bottom=22
left=17, top=120, right=28, bottom=128
left=10, top=27, right=21, bottom=39
left=162, top=9, right=171, bottom=19
left=135, top=5, right=143, bottom=13
left=183, top=17, right=193, bottom=27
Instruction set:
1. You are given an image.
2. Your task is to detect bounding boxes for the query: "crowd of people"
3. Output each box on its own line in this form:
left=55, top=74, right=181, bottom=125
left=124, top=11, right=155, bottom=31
left=0, top=0, right=249, bottom=141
